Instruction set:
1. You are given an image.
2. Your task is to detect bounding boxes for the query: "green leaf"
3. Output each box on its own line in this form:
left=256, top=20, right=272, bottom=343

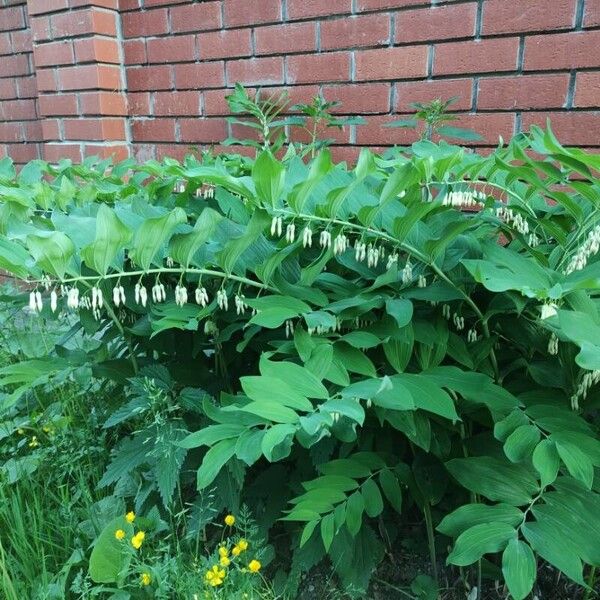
left=0, top=237, right=34, bottom=278
left=395, top=374, right=458, bottom=421
left=379, top=469, right=402, bottom=513
left=554, top=438, right=594, bottom=489
left=89, top=517, right=134, bottom=583
left=234, top=428, right=265, bottom=466
left=321, top=513, right=335, bottom=552
left=259, top=357, right=329, bottom=399
left=438, top=503, right=523, bottom=538
left=241, top=375, right=313, bottom=412
left=446, top=457, right=538, bottom=505
left=169, top=207, right=223, bottom=268
left=81, top=204, right=131, bottom=275
left=384, top=118, right=418, bottom=129
left=437, top=126, right=483, bottom=142
left=179, top=424, right=246, bottom=449
left=532, top=439, right=560, bottom=487
left=261, top=423, right=296, bottom=462
left=320, top=397, right=365, bottom=425
left=196, top=438, right=237, bottom=490
left=447, top=522, right=515, bottom=567
left=252, top=150, right=285, bottom=207
left=239, top=401, right=299, bottom=424
left=504, top=425, right=540, bottom=463
left=345, top=491, right=365, bottom=536
left=129, top=208, right=187, bottom=270
left=27, top=232, right=74, bottom=278
left=502, top=539, right=536, bottom=600
left=300, top=520, right=319, bottom=547
left=385, top=298, right=413, bottom=328
left=361, top=478, right=384, bottom=518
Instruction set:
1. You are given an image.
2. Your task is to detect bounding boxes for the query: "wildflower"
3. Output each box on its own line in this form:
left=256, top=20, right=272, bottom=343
left=235, top=294, right=247, bottom=315
left=565, top=225, right=600, bottom=274
left=28, top=436, right=39, bottom=448
left=152, top=282, right=166, bottom=303
left=548, top=333, right=559, bottom=356
left=17, top=428, right=24, bottom=435
left=418, top=274, right=427, bottom=288
left=401, top=261, right=412, bottom=284
left=453, top=313, right=465, bottom=331
left=205, top=565, right=226, bottom=587
left=218, top=546, right=229, bottom=558
left=175, top=284, right=188, bottom=307
left=50, top=290, right=58, bottom=312
left=319, top=230, right=332, bottom=249
left=140, top=572, right=151, bottom=586
left=224, top=514, right=235, bottom=527
left=571, top=370, right=600, bottom=410
left=367, top=244, right=380, bottom=268
left=217, top=290, right=229, bottom=311
left=92, top=286, right=103, bottom=310
left=285, top=223, right=296, bottom=243
left=195, top=287, right=209, bottom=307
left=270, top=216, right=283, bottom=237
left=166, top=256, right=174, bottom=268
left=302, top=226, right=313, bottom=248
left=467, top=328, right=478, bottom=343
left=29, top=291, right=37, bottom=312
left=67, top=287, right=79, bottom=309
left=238, top=539, right=249, bottom=551
left=115, top=529, right=126, bottom=540
left=386, top=252, right=398, bottom=270
left=355, top=240, right=367, bottom=262
left=131, top=531, right=145, bottom=549
left=442, top=304, right=451, bottom=320
left=333, top=234, right=349, bottom=256
left=496, top=206, right=530, bottom=235
left=248, top=559, right=261, bottom=573
left=126, top=511, right=135, bottom=523
left=220, top=556, right=231, bottom=567
left=540, top=303, right=558, bottom=320
left=285, top=319, right=294, bottom=338
left=232, top=545, right=242, bottom=557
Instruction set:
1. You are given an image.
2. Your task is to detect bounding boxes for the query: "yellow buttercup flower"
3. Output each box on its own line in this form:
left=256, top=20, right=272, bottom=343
left=126, top=511, right=136, bottom=523
left=205, top=565, right=226, bottom=587
left=248, top=559, right=261, bottom=573
left=218, top=546, right=229, bottom=558
left=224, top=514, right=235, bottom=526
left=238, top=538, right=248, bottom=551
left=28, top=436, right=39, bottom=448
left=219, top=556, right=230, bottom=567
left=131, top=531, right=145, bottom=549
left=114, top=529, right=125, bottom=541
left=232, top=545, right=241, bottom=557
left=140, top=572, right=151, bottom=586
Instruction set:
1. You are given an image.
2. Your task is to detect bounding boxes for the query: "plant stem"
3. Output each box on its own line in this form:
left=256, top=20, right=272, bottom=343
left=584, top=566, right=596, bottom=600
left=423, top=501, right=439, bottom=587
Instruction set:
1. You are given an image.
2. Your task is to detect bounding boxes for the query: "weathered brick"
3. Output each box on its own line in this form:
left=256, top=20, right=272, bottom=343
left=17, top=76, right=39, bottom=99
left=33, top=40, right=74, bottom=67
left=128, top=92, right=151, bottom=115
left=226, top=56, right=284, bottom=86
left=355, top=46, right=427, bottom=81
left=525, top=31, right=600, bottom=70
left=435, top=38, right=519, bottom=75
left=127, top=65, right=172, bottom=91
left=323, top=82, right=391, bottom=113
left=482, top=0, right=577, bottom=35
left=478, top=74, right=570, bottom=110
left=51, top=9, right=117, bottom=39
left=74, top=37, right=121, bottom=64
left=84, top=144, right=130, bottom=161
left=64, top=117, right=126, bottom=140
left=123, top=39, right=146, bottom=64
left=79, top=91, right=128, bottom=115
left=0, top=122, right=22, bottom=143
left=0, top=6, right=24, bottom=32
left=179, top=117, right=228, bottom=142
left=198, top=29, right=251, bottom=60
left=287, top=0, right=351, bottom=19
left=36, top=68, right=58, bottom=92
left=131, top=118, right=177, bottom=142
left=174, top=62, right=225, bottom=89
left=395, top=4, right=476, bottom=43
left=58, top=64, right=121, bottom=90
left=38, top=92, right=78, bottom=115
left=521, top=112, right=600, bottom=146
left=584, top=0, right=600, bottom=26
left=395, top=79, right=473, bottom=112
left=27, top=0, right=69, bottom=16
left=0, top=99, right=37, bottom=121
left=122, top=8, right=168, bottom=38
left=574, top=72, right=600, bottom=108
left=44, top=143, right=83, bottom=162
left=7, top=142, right=42, bottom=163
left=0, top=79, right=17, bottom=100
left=287, top=52, right=350, bottom=84
left=170, top=2, right=222, bottom=33
left=0, top=54, right=29, bottom=77
left=154, top=91, right=202, bottom=116
left=147, top=35, right=196, bottom=63
left=10, top=29, right=33, bottom=54
left=321, top=13, right=390, bottom=50
left=223, top=0, right=280, bottom=27
left=41, top=118, right=61, bottom=140
left=434, top=113, right=516, bottom=145
left=357, top=0, right=421, bottom=10
left=255, top=22, right=316, bottom=55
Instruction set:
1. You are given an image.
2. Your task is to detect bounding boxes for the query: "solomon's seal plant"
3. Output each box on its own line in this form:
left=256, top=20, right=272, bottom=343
left=0, top=123, right=600, bottom=598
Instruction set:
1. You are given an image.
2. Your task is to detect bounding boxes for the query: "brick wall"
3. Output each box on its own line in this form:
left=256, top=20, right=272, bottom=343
left=1, top=0, right=599, bottom=164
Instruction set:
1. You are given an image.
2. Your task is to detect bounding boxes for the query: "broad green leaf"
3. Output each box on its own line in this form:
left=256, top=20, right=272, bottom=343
left=395, top=374, right=458, bottom=421
left=532, top=439, right=560, bottom=487
left=504, top=425, right=540, bottom=463
left=179, top=424, right=246, bottom=449
left=379, top=469, right=402, bottom=513
left=259, top=357, right=329, bottom=399
left=169, top=207, right=223, bottom=268
left=239, top=401, right=299, bottom=424
left=361, top=478, right=384, bottom=518
left=196, top=438, right=237, bottom=490
left=438, top=503, right=523, bottom=538
left=0, top=237, right=33, bottom=278
left=27, top=232, right=74, bottom=278
left=241, top=376, right=313, bottom=412
left=252, top=150, right=285, bottom=207
left=300, top=520, right=319, bottom=547
left=346, top=491, right=365, bottom=536
left=320, top=397, right=365, bottom=425
left=89, top=517, right=134, bottom=583
left=385, top=298, right=413, bottom=328
left=261, top=423, right=296, bottom=462
left=554, top=439, right=594, bottom=489
left=321, top=513, right=335, bottom=552
left=447, top=522, right=515, bottom=567
left=502, top=539, right=536, bottom=600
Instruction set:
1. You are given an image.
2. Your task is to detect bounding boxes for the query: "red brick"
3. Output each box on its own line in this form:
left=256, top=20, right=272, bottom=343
left=287, top=52, right=350, bottom=84
left=574, top=72, right=600, bottom=108
left=321, top=14, right=390, bottom=50
left=42, top=119, right=61, bottom=140
left=356, top=114, right=420, bottom=145
left=287, top=0, right=351, bottom=19
left=291, top=120, right=350, bottom=145
left=198, top=29, right=251, bottom=60
left=122, top=8, right=168, bottom=37
left=30, top=16, right=52, bottom=42
left=154, top=144, right=190, bottom=162
left=432, top=113, right=515, bottom=146
left=58, top=64, right=121, bottom=90
left=355, top=46, right=427, bottom=81
left=143, top=0, right=185, bottom=6
left=525, top=31, right=600, bottom=70
left=74, top=37, right=120, bottom=64
left=84, top=144, right=130, bottom=162
left=38, top=92, right=78, bottom=116
left=131, top=118, right=177, bottom=142
left=128, top=92, right=151, bottom=115
left=70, top=0, right=120, bottom=8
left=0, top=6, right=24, bottom=32
left=395, top=4, right=476, bottom=43
left=27, top=0, right=69, bottom=15
left=435, top=38, right=519, bottom=76
left=7, top=143, right=41, bottom=164
left=44, top=143, right=83, bottom=162
left=482, top=0, right=577, bottom=35
left=255, top=22, right=316, bottom=55
left=395, top=79, right=473, bottom=112
left=80, top=91, right=128, bottom=115
left=123, top=39, right=146, bottom=64
left=521, top=112, right=600, bottom=146
left=10, top=29, right=33, bottom=54
left=147, top=35, right=195, bottom=63
left=33, top=40, right=74, bottom=68
left=23, top=121, right=43, bottom=143
left=36, top=69, right=58, bottom=92
left=127, top=65, right=172, bottom=91
left=154, top=91, right=201, bottom=116
left=0, top=54, right=29, bottom=78
left=478, top=74, right=569, bottom=110
left=17, top=76, right=39, bottom=99
left=0, top=33, right=10, bottom=56
left=0, top=123, right=22, bottom=143
left=226, top=56, right=284, bottom=85
left=0, top=99, right=37, bottom=121
left=51, top=9, right=117, bottom=39
left=174, top=62, right=225, bottom=89
left=0, top=79, right=17, bottom=100
left=64, top=117, right=126, bottom=140
left=323, top=83, right=391, bottom=114
left=223, top=0, right=280, bottom=27
left=584, top=0, right=600, bottom=26
left=179, top=117, right=228, bottom=143
left=357, top=0, right=421, bottom=10
left=170, top=2, right=222, bottom=33
left=330, top=146, right=366, bottom=165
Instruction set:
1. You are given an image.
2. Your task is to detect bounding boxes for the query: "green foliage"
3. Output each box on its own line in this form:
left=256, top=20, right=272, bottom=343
left=0, top=117, right=600, bottom=600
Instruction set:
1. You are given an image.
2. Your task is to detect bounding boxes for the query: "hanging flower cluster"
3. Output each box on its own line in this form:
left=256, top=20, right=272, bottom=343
left=495, top=206, right=530, bottom=235
left=441, top=190, right=486, bottom=208
left=571, top=369, right=600, bottom=410
left=564, top=225, right=600, bottom=274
